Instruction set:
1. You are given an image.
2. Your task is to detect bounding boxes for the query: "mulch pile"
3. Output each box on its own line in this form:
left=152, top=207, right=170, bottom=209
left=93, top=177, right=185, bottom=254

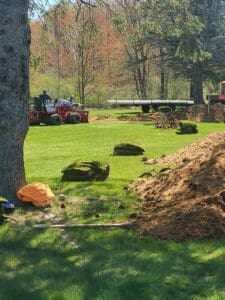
left=129, top=131, right=225, bottom=240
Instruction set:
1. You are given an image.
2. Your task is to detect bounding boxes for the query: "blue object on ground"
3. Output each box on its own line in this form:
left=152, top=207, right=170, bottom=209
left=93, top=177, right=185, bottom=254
left=2, top=201, right=15, bottom=212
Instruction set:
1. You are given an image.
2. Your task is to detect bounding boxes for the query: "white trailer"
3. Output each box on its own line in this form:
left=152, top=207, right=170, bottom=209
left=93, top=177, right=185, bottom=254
left=107, top=99, right=194, bottom=113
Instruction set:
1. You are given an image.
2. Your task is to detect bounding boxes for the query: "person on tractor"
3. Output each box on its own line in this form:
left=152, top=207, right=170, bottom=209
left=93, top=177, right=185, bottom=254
left=68, top=95, right=74, bottom=104
left=39, top=90, right=52, bottom=106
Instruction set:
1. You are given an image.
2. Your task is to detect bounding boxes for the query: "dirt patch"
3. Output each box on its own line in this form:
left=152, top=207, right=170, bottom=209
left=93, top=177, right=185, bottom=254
left=130, top=131, right=225, bottom=240
left=90, top=115, right=115, bottom=121
left=117, top=112, right=159, bottom=122
left=90, top=113, right=156, bottom=122
left=6, top=196, right=88, bottom=225
left=91, top=104, right=225, bottom=124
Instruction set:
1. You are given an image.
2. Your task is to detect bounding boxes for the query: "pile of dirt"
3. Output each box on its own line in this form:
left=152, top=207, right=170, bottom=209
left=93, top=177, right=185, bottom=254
left=147, top=131, right=225, bottom=165
left=155, top=111, right=186, bottom=129
left=187, top=104, right=225, bottom=122
left=154, top=104, right=225, bottom=127
left=130, top=131, right=225, bottom=240
left=117, top=112, right=159, bottom=122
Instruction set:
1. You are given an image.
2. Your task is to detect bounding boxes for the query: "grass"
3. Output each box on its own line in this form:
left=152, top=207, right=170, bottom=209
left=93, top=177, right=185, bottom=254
left=1, top=227, right=225, bottom=300
left=1, top=114, right=225, bottom=299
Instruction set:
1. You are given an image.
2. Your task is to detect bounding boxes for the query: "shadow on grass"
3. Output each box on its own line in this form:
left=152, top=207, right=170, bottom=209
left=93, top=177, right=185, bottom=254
left=61, top=179, right=132, bottom=198
left=1, top=225, right=225, bottom=300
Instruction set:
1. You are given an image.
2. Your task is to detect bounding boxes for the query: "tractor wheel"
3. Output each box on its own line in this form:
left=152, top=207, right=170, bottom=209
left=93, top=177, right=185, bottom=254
left=50, top=114, right=62, bottom=125
left=158, top=106, right=172, bottom=113
left=210, top=100, right=217, bottom=105
left=141, top=105, right=150, bottom=113
left=152, top=105, right=159, bottom=112
left=68, top=113, right=81, bottom=124
left=44, top=115, right=52, bottom=125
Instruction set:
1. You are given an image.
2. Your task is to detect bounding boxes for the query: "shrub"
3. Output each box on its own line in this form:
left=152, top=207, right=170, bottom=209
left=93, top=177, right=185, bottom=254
left=176, top=121, right=198, bottom=134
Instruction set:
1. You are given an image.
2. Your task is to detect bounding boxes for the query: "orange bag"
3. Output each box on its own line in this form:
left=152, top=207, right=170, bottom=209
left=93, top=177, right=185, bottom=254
left=17, top=183, right=54, bottom=207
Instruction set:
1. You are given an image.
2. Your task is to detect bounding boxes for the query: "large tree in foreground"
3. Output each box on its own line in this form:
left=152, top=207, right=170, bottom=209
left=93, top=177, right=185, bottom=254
left=0, top=0, right=30, bottom=200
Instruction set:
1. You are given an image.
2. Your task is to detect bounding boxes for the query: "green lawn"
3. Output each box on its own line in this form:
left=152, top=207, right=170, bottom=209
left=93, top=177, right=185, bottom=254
left=1, top=117, right=225, bottom=300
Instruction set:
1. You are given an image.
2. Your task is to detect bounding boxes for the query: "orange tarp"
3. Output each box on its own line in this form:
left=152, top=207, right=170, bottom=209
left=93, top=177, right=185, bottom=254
left=17, top=183, right=54, bottom=207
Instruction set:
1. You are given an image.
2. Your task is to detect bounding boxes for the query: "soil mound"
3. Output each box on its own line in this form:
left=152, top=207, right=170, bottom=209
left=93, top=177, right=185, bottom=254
left=130, top=131, right=225, bottom=240
left=154, top=111, right=188, bottom=129
left=187, top=104, right=225, bottom=122
left=117, top=112, right=159, bottom=122
left=154, top=104, right=225, bottom=127
left=147, top=131, right=225, bottom=165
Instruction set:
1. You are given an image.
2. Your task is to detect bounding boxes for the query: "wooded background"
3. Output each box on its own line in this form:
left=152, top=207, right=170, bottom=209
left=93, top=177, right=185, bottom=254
left=30, top=0, right=225, bottom=106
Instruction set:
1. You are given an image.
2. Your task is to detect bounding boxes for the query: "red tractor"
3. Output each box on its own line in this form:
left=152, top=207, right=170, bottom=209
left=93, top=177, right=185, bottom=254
left=29, top=99, right=89, bottom=125
left=207, top=81, right=225, bottom=104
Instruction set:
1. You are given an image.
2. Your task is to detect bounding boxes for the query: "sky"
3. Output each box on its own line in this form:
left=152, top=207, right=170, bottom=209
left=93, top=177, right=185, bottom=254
left=30, top=0, right=58, bottom=18
left=34, top=0, right=58, bottom=9
left=46, top=0, right=58, bottom=5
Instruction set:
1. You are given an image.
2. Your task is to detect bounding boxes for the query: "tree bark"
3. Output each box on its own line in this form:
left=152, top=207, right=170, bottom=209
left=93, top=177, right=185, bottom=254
left=159, top=47, right=167, bottom=99
left=190, top=82, right=194, bottom=99
left=192, top=62, right=204, bottom=104
left=0, top=0, right=30, bottom=201
left=133, top=50, right=148, bottom=100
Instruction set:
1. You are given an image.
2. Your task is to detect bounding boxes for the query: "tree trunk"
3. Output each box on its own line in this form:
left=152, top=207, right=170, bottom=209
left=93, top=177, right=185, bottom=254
left=190, top=82, right=194, bottom=99
left=0, top=0, right=30, bottom=201
left=192, top=63, right=204, bottom=104
left=133, top=51, right=147, bottom=100
left=159, top=47, right=167, bottom=99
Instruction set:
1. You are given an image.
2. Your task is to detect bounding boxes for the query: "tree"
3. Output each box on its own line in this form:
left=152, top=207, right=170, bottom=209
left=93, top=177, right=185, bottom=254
left=175, top=5, right=211, bottom=103
left=42, top=3, right=67, bottom=97
left=109, top=0, right=151, bottom=100
left=142, top=0, right=225, bottom=103
left=142, top=0, right=179, bottom=99
left=175, top=0, right=225, bottom=103
left=60, top=1, right=100, bottom=106
left=0, top=0, right=30, bottom=200
left=94, top=5, right=127, bottom=88
left=143, top=0, right=195, bottom=99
